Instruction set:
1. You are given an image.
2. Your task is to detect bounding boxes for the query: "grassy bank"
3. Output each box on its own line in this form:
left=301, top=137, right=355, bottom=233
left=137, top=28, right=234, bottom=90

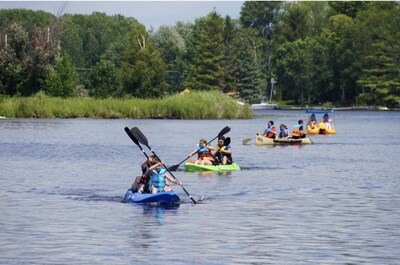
left=0, top=91, right=253, bottom=119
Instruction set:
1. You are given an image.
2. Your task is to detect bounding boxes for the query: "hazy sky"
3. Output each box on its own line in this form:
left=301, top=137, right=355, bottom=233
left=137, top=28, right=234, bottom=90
left=0, top=1, right=245, bottom=29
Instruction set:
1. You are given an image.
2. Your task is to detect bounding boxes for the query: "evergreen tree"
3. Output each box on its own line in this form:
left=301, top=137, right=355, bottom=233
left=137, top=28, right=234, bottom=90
left=223, top=16, right=240, bottom=93
left=185, top=11, right=225, bottom=91
left=236, top=36, right=261, bottom=104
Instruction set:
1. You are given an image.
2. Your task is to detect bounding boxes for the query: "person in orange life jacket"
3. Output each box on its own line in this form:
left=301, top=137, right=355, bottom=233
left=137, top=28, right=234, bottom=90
left=131, top=155, right=155, bottom=193
left=308, top=113, right=317, bottom=129
left=214, top=136, right=232, bottom=165
left=278, top=124, right=289, bottom=139
left=189, top=138, right=215, bottom=165
left=263, top=120, right=276, bottom=139
left=292, top=120, right=306, bottom=139
left=147, top=157, right=181, bottom=194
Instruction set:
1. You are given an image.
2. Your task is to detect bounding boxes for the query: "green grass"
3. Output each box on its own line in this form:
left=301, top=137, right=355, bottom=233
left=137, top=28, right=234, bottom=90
left=0, top=91, right=253, bottom=119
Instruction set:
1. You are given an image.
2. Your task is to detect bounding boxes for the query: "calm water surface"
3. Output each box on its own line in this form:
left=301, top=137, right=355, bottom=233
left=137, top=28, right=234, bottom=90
left=1, top=110, right=400, bottom=264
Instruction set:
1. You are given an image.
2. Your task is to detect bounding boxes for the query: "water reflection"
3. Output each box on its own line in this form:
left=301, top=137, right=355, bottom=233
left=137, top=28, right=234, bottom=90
left=128, top=204, right=180, bottom=251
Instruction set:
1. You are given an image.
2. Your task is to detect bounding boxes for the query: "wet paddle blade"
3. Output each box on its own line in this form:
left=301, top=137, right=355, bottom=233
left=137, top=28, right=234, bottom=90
left=242, top=137, right=253, bottom=145
left=131, top=127, right=149, bottom=147
left=218, top=126, right=231, bottom=137
left=168, top=164, right=179, bottom=171
left=125, top=127, right=140, bottom=146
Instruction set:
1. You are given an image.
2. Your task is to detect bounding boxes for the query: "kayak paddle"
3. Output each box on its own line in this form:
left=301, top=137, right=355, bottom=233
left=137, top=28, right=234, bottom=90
left=242, top=136, right=254, bottom=145
left=131, top=127, right=197, bottom=204
left=124, top=127, right=150, bottom=159
left=168, top=126, right=231, bottom=171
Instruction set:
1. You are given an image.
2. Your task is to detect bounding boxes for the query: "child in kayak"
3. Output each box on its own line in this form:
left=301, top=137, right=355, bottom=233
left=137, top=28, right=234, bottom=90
left=308, top=113, right=317, bottom=129
left=147, top=157, right=181, bottom=194
left=277, top=124, right=289, bottom=138
left=189, top=138, right=215, bottom=165
left=214, top=136, right=232, bottom=165
left=292, top=120, right=306, bottom=139
left=131, top=155, right=155, bottom=193
left=263, top=120, right=276, bottom=139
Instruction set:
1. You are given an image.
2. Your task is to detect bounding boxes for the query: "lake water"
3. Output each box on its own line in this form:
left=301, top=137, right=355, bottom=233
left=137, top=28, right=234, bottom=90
left=1, top=110, right=400, bottom=264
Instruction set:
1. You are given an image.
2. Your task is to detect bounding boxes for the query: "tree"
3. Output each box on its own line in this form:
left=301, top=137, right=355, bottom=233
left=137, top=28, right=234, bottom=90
left=151, top=25, right=188, bottom=92
left=236, top=31, right=262, bottom=104
left=88, top=59, right=121, bottom=98
left=185, top=11, right=225, bottom=91
left=0, top=22, right=29, bottom=96
left=121, top=23, right=167, bottom=98
left=223, top=16, right=240, bottom=93
left=43, top=53, right=78, bottom=97
left=61, top=16, right=84, bottom=67
left=240, top=1, right=283, bottom=97
left=279, top=2, right=311, bottom=42
left=319, top=14, right=360, bottom=105
left=355, top=3, right=400, bottom=107
left=274, top=38, right=332, bottom=105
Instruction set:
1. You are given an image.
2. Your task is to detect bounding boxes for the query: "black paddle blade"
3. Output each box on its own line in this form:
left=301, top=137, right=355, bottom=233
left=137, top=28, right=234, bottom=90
left=124, top=127, right=140, bottom=146
left=218, top=126, right=231, bottom=137
left=131, top=127, right=149, bottom=147
left=168, top=164, right=179, bottom=172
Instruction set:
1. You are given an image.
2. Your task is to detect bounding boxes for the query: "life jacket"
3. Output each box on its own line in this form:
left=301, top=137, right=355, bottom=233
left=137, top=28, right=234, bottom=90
left=149, top=168, right=167, bottom=193
left=214, top=144, right=233, bottom=164
left=197, top=145, right=214, bottom=161
left=265, top=126, right=276, bottom=138
left=279, top=128, right=288, bottom=138
left=292, top=124, right=301, bottom=137
left=308, top=120, right=317, bottom=129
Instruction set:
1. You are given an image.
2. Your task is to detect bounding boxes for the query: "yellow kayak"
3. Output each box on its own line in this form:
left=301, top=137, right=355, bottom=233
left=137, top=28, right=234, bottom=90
left=307, top=122, right=336, bottom=134
left=256, top=134, right=313, bottom=145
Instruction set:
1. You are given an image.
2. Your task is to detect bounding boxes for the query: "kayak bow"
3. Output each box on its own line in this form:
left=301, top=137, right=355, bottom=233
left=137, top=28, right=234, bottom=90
left=184, top=162, right=240, bottom=172
left=123, top=189, right=180, bottom=204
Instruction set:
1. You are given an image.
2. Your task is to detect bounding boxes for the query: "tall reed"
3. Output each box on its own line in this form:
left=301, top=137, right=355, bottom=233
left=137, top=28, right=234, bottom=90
left=0, top=91, right=252, bottom=119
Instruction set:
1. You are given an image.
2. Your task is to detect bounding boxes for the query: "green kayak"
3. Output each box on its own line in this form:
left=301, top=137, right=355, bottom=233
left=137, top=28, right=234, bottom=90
left=184, top=162, right=240, bottom=172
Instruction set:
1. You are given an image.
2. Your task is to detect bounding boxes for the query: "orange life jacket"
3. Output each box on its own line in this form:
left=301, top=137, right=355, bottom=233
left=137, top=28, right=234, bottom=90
left=265, top=127, right=276, bottom=139
left=292, top=128, right=301, bottom=137
left=198, top=150, right=214, bottom=161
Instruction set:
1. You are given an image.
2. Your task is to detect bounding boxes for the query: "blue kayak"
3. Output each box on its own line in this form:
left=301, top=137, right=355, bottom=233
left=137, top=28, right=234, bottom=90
left=122, top=189, right=180, bottom=204
left=306, top=109, right=334, bottom=114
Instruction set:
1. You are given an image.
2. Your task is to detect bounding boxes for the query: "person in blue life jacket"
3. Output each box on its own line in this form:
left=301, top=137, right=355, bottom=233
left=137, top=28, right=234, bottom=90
left=322, top=113, right=332, bottom=129
left=277, top=124, right=289, bottom=139
left=135, top=155, right=166, bottom=193
left=263, top=120, right=277, bottom=139
left=189, top=138, right=215, bottom=165
left=146, top=157, right=181, bottom=194
left=308, top=113, right=317, bottom=129
left=292, top=120, right=306, bottom=139
left=213, top=136, right=232, bottom=165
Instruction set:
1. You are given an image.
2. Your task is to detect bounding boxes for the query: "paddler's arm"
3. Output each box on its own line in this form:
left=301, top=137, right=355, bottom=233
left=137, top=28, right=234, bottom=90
left=165, top=173, right=181, bottom=185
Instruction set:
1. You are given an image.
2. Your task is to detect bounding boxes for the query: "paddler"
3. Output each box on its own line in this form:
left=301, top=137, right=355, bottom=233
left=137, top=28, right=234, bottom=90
left=214, top=136, right=232, bottom=165
left=189, top=138, right=215, bottom=165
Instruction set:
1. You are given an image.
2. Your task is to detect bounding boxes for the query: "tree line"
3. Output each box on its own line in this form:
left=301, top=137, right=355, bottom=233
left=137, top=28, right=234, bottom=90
left=0, top=2, right=399, bottom=108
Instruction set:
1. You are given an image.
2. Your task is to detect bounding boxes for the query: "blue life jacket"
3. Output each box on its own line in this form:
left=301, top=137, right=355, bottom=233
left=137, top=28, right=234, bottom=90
left=149, top=168, right=167, bottom=192
left=197, top=144, right=209, bottom=154
left=265, top=126, right=273, bottom=132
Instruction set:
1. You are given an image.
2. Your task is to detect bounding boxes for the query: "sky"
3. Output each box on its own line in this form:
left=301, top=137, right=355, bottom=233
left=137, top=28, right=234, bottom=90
left=0, top=1, right=245, bottom=30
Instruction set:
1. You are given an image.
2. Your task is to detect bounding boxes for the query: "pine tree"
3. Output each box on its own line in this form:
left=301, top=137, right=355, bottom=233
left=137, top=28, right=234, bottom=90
left=185, top=11, right=225, bottom=91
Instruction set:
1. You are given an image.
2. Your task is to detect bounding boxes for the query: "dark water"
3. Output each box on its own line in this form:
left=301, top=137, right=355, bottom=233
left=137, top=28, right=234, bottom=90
left=1, top=110, right=400, bottom=264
